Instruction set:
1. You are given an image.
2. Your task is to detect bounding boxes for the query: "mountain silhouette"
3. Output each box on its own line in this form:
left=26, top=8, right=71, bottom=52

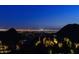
left=6, top=28, right=19, bottom=40
left=56, top=24, right=79, bottom=43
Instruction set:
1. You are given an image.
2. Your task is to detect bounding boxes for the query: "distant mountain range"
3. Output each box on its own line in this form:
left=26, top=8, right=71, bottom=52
left=1, top=24, right=79, bottom=43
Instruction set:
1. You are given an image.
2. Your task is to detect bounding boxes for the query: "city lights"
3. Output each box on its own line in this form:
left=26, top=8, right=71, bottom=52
left=35, top=38, right=41, bottom=46
left=0, top=40, right=11, bottom=53
left=58, top=43, right=63, bottom=48
left=53, top=38, right=58, bottom=44
left=75, top=43, right=79, bottom=48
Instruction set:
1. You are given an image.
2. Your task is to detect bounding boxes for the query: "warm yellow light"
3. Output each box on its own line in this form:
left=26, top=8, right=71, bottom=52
left=58, top=43, right=63, bottom=48
left=53, top=38, right=58, bottom=44
left=45, top=40, right=50, bottom=47
left=50, top=41, right=54, bottom=47
left=75, top=43, right=79, bottom=48
left=0, top=47, right=4, bottom=50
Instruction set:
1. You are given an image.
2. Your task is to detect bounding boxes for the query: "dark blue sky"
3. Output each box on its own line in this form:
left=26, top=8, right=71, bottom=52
left=0, top=5, right=79, bottom=28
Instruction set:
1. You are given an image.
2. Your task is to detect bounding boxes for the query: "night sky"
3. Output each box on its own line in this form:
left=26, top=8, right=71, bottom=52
left=0, top=5, right=79, bottom=28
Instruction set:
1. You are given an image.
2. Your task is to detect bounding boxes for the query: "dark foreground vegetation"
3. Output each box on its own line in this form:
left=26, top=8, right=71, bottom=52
left=0, top=24, right=79, bottom=54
